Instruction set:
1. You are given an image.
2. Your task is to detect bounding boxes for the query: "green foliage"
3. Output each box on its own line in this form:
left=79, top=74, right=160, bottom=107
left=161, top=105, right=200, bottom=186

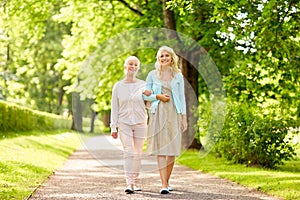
left=168, top=0, right=299, bottom=120
left=0, top=100, right=71, bottom=132
left=1, top=0, right=49, bottom=101
left=24, top=16, right=70, bottom=113
left=52, top=0, right=142, bottom=113
left=212, top=0, right=300, bottom=109
left=3, top=0, right=297, bottom=116
left=0, top=0, right=70, bottom=113
left=214, top=101, right=297, bottom=168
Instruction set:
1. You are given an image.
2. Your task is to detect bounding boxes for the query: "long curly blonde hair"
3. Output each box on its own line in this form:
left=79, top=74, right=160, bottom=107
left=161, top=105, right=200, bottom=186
left=155, top=46, right=181, bottom=79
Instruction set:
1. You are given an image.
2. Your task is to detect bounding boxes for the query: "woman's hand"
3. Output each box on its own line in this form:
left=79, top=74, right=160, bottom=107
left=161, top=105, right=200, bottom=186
left=111, top=132, right=118, bottom=139
left=143, top=90, right=152, bottom=96
left=156, top=94, right=170, bottom=102
left=181, top=115, right=187, bottom=132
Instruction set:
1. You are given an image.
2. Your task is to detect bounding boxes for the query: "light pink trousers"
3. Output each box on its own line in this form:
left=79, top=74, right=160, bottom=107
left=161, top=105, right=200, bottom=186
left=118, top=123, right=146, bottom=185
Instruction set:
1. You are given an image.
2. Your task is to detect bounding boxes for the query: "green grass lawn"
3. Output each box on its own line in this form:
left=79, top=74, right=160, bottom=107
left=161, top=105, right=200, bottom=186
left=0, top=130, right=83, bottom=200
left=177, top=147, right=300, bottom=200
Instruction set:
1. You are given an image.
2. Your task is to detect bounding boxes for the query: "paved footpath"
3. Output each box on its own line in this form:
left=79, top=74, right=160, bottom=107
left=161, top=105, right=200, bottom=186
left=29, top=135, right=282, bottom=200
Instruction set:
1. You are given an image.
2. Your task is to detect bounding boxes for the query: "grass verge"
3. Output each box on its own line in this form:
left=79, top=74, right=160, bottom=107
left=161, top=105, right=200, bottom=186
left=0, top=130, right=83, bottom=200
left=177, top=148, right=300, bottom=200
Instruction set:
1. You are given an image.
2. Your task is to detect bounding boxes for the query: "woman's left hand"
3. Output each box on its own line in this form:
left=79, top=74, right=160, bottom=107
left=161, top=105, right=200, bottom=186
left=111, top=132, right=118, bottom=139
left=143, top=90, right=152, bottom=96
left=181, top=115, right=187, bottom=132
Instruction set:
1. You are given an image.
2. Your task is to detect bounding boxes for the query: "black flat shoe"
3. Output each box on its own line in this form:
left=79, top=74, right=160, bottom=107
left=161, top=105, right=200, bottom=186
left=124, top=185, right=134, bottom=194
left=160, top=188, right=169, bottom=194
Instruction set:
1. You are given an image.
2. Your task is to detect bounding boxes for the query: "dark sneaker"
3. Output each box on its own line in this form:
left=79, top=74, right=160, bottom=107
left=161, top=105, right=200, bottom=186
left=160, top=188, right=169, bottom=194
left=124, top=185, right=134, bottom=194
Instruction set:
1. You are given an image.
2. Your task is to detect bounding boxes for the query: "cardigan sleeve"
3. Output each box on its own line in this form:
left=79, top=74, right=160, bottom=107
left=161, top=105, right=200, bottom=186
left=142, top=71, right=158, bottom=101
left=179, top=73, right=187, bottom=115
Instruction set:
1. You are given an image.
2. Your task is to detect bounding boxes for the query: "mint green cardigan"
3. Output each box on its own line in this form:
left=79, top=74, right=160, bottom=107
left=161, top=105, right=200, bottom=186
left=142, top=70, right=186, bottom=114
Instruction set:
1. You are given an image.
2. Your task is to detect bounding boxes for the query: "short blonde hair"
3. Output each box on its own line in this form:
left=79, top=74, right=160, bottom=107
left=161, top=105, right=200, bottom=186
left=124, top=56, right=140, bottom=70
left=155, top=46, right=181, bottom=78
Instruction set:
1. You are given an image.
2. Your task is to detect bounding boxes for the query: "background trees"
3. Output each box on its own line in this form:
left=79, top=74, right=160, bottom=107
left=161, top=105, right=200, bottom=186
left=1, top=0, right=299, bottom=167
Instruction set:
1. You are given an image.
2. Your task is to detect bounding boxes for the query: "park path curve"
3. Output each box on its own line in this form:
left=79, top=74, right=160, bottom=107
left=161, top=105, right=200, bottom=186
left=29, top=135, right=282, bottom=200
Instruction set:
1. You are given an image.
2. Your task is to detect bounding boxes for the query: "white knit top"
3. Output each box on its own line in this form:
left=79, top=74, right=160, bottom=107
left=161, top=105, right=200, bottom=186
left=110, top=79, right=148, bottom=133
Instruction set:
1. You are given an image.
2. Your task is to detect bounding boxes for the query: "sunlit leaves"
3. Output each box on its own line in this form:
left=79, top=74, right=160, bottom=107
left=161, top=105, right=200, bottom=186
left=53, top=1, right=142, bottom=113
left=1, top=0, right=299, bottom=120
left=207, top=0, right=300, bottom=118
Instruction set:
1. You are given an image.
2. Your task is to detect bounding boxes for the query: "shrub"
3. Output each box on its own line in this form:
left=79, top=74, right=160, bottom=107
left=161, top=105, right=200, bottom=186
left=214, top=101, right=296, bottom=168
left=0, top=100, right=71, bottom=132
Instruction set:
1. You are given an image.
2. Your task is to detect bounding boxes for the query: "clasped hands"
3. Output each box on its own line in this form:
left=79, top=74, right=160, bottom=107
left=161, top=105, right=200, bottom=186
left=156, top=94, right=170, bottom=102
left=143, top=90, right=170, bottom=103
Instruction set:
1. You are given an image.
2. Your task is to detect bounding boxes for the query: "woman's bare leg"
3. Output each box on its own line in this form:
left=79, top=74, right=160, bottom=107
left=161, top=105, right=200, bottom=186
left=166, top=156, right=175, bottom=187
left=157, top=156, right=168, bottom=188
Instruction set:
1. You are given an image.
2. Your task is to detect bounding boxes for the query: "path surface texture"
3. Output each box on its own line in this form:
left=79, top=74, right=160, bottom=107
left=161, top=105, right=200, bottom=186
left=29, top=135, right=282, bottom=200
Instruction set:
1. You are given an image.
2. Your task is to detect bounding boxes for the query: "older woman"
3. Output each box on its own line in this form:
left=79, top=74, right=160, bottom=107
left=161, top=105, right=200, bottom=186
left=143, top=46, right=187, bottom=194
left=110, top=56, right=148, bottom=194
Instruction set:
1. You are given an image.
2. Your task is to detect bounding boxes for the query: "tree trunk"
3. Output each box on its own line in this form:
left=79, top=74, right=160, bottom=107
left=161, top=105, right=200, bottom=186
left=56, top=86, right=64, bottom=114
left=180, top=55, right=200, bottom=149
left=71, top=92, right=83, bottom=133
left=162, top=0, right=177, bottom=38
left=162, top=0, right=201, bottom=149
left=90, top=110, right=97, bottom=133
left=102, top=111, right=110, bottom=127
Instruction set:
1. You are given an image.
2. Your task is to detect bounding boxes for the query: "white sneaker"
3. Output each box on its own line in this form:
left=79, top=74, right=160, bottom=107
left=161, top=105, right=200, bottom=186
left=133, top=186, right=142, bottom=191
